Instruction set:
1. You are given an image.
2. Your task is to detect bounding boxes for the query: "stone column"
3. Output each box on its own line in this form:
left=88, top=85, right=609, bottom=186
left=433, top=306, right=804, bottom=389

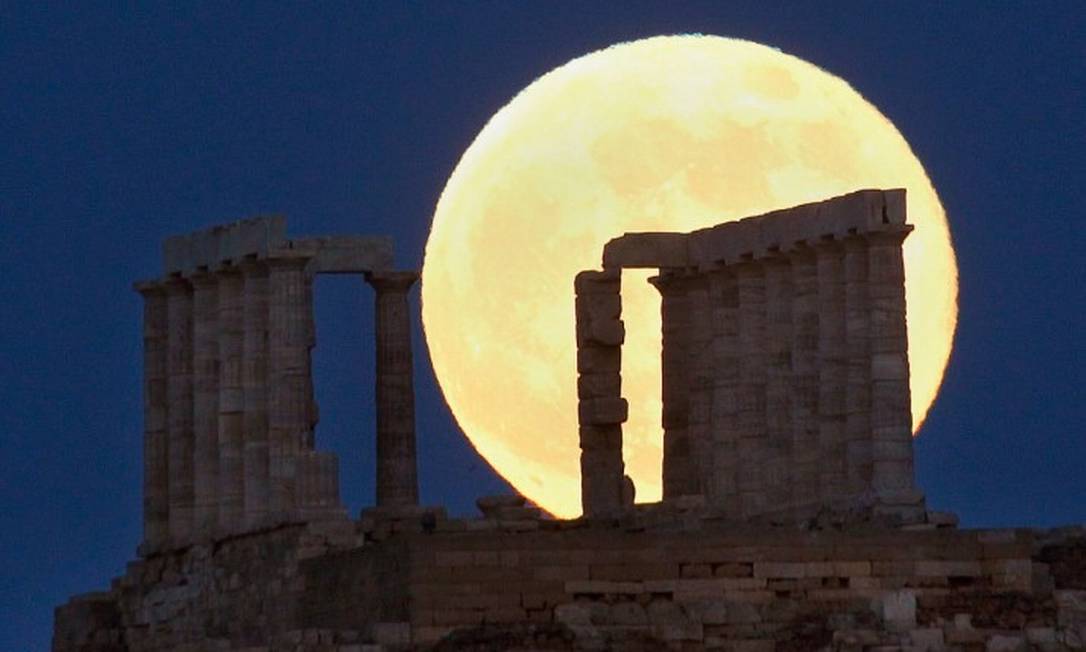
left=240, top=260, right=270, bottom=530
left=190, top=271, right=220, bottom=540
left=135, top=282, right=169, bottom=553
left=216, top=267, right=244, bottom=534
left=763, top=254, right=794, bottom=514
left=648, top=272, right=695, bottom=499
left=866, top=226, right=922, bottom=514
left=267, top=254, right=312, bottom=522
left=843, top=236, right=872, bottom=497
left=365, top=270, right=421, bottom=509
left=164, top=277, right=194, bottom=545
left=707, top=269, right=740, bottom=517
left=816, top=240, right=848, bottom=505
left=684, top=275, right=713, bottom=498
left=575, top=269, right=627, bottom=517
left=789, top=247, right=820, bottom=513
left=735, top=261, right=768, bottom=518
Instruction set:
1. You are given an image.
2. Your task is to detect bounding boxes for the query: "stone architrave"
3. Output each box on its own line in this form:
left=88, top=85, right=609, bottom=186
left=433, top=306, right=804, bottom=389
left=365, top=270, right=421, bottom=509
left=191, top=271, right=221, bottom=540
left=164, top=277, right=195, bottom=544
left=135, top=282, right=170, bottom=552
left=240, top=259, right=270, bottom=530
left=216, top=267, right=244, bottom=534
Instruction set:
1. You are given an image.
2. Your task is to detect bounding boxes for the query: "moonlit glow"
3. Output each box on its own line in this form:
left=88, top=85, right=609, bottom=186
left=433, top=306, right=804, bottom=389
left=421, top=35, right=958, bottom=519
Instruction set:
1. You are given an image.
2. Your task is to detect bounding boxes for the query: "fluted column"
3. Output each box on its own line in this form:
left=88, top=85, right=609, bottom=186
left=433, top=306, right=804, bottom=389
left=575, top=269, right=627, bottom=517
left=216, top=268, right=244, bottom=534
left=267, top=254, right=312, bottom=522
left=735, top=262, right=768, bottom=518
left=365, top=270, right=421, bottom=509
left=816, top=240, right=847, bottom=505
left=684, top=276, right=713, bottom=498
left=763, top=255, right=793, bottom=513
left=789, top=247, right=820, bottom=512
left=867, top=226, right=918, bottom=504
left=843, top=236, right=872, bottom=497
left=190, top=272, right=220, bottom=540
left=240, top=260, right=270, bottom=529
left=164, top=277, right=195, bottom=545
left=648, top=272, right=695, bottom=499
left=707, top=269, right=740, bottom=516
left=136, top=282, right=169, bottom=553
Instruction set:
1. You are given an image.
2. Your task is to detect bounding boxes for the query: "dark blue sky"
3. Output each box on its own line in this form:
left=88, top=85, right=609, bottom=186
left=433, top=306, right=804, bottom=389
left=2, top=3, right=1083, bottom=649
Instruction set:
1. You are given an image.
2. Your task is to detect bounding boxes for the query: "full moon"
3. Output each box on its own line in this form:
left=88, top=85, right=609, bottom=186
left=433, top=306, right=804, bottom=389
left=421, top=35, right=957, bottom=519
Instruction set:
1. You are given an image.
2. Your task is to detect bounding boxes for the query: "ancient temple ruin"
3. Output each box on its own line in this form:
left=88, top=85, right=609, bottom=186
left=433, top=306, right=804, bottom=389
left=132, top=217, right=421, bottom=553
left=54, top=197, right=1086, bottom=652
left=576, top=189, right=924, bottom=523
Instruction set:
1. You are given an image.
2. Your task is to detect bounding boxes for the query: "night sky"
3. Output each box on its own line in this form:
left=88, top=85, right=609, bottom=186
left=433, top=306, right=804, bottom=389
left=3, top=3, right=1084, bottom=649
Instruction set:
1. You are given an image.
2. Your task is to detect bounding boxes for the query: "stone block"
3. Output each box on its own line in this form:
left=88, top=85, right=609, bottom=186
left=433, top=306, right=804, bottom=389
left=577, top=373, right=621, bottom=400
left=986, top=634, right=1027, bottom=651
left=578, top=397, right=629, bottom=425
left=296, top=236, right=393, bottom=273
left=574, top=268, right=620, bottom=294
left=576, top=346, right=620, bottom=374
left=879, top=590, right=916, bottom=632
left=602, top=232, right=689, bottom=268
left=909, top=628, right=945, bottom=651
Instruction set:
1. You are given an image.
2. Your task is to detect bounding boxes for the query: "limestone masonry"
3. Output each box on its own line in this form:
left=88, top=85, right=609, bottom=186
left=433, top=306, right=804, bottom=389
left=55, top=194, right=1086, bottom=651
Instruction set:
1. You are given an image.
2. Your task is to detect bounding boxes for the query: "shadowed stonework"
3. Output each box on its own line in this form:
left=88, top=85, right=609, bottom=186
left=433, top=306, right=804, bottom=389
left=54, top=198, right=1086, bottom=651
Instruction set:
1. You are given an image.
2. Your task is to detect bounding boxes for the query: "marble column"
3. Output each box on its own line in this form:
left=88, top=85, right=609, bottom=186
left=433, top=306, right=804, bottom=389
left=763, top=254, right=794, bottom=513
left=574, top=269, right=627, bottom=517
left=866, top=226, right=918, bottom=504
left=267, top=254, right=312, bottom=522
left=365, top=270, right=421, bottom=509
left=190, top=271, right=220, bottom=540
left=216, top=267, right=244, bottom=534
left=789, top=247, right=820, bottom=512
left=843, top=236, right=872, bottom=497
left=136, top=282, right=169, bottom=552
left=816, top=240, right=848, bottom=505
left=164, top=277, right=194, bottom=545
left=735, top=261, right=768, bottom=518
left=240, top=260, right=270, bottom=530
left=648, top=272, right=695, bottom=499
left=707, top=269, right=740, bottom=517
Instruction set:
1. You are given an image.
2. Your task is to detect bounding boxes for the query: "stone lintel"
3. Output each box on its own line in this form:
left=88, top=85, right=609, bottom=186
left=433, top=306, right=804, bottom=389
left=602, top=232, right=689, bottom=269
left=291, top=236, right=394, bottom=274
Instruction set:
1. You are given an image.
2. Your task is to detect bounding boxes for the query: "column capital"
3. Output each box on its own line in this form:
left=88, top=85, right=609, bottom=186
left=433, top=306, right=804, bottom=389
left=365, top=270, right=419, bottom=293
left=647, top=270, right=695, bottom=294
left=163, top=275, right=192, bottom=294
left=189, top=268, right=219, bottom=289
left=133, top=279, right=167, bottom=296
left=265, top=251, right=312, bottom=271
left=864, top=224, right=914, bottom=246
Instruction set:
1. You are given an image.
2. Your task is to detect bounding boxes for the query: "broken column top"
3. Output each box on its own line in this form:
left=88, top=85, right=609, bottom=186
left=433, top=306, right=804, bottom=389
left=160, top=216, right=394, bottom=276
left=602, top=188, right=908, bottom=271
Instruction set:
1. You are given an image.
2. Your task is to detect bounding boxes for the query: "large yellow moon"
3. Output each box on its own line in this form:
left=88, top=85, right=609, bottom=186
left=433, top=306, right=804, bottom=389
left=421, top=35, right=957, bottom=519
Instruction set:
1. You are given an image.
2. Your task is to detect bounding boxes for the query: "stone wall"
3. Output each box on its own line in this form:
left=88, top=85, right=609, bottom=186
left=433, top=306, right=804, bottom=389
left=54, top=515, right=1086, bottom=651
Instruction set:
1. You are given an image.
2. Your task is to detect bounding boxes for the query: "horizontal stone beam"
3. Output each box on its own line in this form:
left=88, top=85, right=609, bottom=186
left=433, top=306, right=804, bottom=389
left=601, top=232, right=689, bottom=269
left=290, top=236, right=394, bottom=274
left=164, top=216, right=287, bottom=274
left=601, top=189, right=906, bottom=272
